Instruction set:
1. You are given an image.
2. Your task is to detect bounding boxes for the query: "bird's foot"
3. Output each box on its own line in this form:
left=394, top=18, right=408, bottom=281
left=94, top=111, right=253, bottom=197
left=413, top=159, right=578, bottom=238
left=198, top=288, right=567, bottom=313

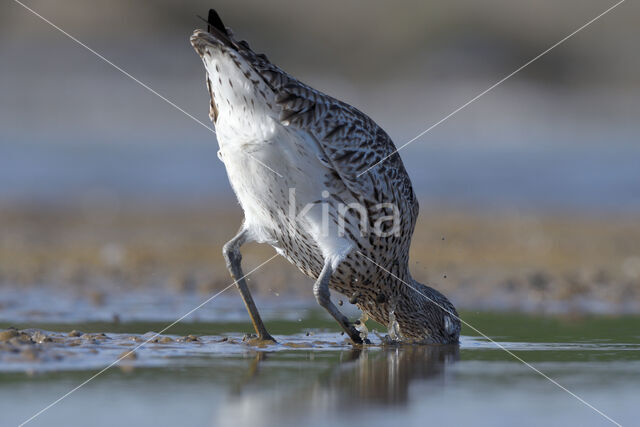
left=343, top=322, right=371, bottom=346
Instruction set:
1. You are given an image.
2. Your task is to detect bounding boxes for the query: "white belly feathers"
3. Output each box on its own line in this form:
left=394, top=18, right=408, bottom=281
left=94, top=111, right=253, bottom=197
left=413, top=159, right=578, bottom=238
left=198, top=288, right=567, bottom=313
left=203, top=49, right=353, bottom=265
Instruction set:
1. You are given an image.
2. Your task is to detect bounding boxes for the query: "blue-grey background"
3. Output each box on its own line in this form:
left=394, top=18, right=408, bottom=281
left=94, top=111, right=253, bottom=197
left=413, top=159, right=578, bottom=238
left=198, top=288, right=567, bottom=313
left=1, top=0, right=639, bottom=212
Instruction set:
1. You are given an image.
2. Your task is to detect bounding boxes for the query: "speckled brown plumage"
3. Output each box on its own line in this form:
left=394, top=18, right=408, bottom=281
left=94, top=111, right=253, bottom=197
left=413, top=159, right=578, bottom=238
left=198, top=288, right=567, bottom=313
left=191, top=10, right=460, bottom=344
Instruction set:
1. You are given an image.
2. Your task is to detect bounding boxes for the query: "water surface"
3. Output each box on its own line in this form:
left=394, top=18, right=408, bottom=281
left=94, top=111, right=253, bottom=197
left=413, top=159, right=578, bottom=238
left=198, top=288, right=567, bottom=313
left=1, top=312, right=638, bottom=427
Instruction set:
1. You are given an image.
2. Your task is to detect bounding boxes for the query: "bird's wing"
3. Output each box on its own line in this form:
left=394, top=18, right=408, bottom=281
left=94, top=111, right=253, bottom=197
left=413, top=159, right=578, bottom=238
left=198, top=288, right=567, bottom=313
left=229, top=37, right=417, bottom=215
left=196, top=9, right=415, bottom=212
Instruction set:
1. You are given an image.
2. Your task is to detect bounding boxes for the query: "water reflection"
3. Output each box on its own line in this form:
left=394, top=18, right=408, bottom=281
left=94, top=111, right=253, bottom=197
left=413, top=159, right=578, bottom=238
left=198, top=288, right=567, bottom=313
left=325, top=345, right=460, bottom=407
left=221, top=345, right=459, bottom=426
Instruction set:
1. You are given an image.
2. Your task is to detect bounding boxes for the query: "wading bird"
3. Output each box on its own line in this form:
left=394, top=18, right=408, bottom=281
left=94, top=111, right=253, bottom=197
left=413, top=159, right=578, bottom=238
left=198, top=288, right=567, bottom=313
left=191, top=10, right=460, bottom=344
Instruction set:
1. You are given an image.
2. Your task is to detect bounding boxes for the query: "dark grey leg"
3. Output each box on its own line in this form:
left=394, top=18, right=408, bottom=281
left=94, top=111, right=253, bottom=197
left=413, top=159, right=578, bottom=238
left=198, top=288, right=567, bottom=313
left=223, top=228, right=275, bottom=342
left=313, top=260, right=367, bottom=344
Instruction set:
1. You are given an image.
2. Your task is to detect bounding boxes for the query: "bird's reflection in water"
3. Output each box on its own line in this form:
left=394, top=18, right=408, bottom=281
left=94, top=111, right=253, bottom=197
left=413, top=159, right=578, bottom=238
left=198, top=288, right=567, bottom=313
left=221, top=344, right=459, bottom=426
left=325, top=345, right=460, bottom=406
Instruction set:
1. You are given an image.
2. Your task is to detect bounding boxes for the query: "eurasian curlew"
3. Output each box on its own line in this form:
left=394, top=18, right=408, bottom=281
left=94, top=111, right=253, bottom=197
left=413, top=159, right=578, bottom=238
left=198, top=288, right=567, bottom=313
left=191, top=9, right=460, bottom=344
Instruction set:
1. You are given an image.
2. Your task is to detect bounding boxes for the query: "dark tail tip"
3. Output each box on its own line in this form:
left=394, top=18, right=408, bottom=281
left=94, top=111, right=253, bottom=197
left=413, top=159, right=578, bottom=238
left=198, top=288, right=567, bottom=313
left=207, top=9, right=229, bottom=37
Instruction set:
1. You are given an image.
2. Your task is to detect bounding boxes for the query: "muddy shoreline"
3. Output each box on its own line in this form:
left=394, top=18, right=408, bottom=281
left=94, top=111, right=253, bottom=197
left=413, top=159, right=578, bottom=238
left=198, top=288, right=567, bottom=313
left=1, top=203, right=639, bottom=314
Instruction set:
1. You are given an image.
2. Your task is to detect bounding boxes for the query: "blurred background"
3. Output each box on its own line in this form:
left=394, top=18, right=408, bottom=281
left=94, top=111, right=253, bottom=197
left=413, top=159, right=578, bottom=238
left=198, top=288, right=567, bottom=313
left=1, top=0, right=639, bottom=318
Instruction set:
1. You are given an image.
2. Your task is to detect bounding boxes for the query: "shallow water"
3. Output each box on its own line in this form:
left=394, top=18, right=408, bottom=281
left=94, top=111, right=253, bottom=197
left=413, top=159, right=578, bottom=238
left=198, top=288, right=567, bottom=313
left=1, top=311, right=639, bottom=427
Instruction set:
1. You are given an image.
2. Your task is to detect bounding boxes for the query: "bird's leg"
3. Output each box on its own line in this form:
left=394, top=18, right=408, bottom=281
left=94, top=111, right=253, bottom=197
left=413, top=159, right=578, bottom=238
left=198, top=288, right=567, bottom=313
left=314, top=260, right=369, bottom=345
left=223, top=228, right=276, bottom=343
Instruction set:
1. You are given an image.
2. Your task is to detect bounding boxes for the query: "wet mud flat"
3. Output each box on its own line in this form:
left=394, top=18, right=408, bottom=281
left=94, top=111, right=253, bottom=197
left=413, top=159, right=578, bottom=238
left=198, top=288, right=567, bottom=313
left=0, top=327, right=354, bottom=374
left=2, top=326, right=640, bottom=371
